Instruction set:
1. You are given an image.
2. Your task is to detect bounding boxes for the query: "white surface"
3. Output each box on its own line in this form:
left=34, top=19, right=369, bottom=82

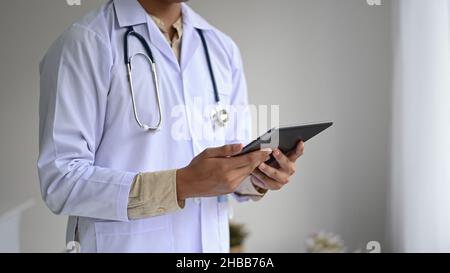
left=390, top=0, right=450, bottom=252
left=0, top=200, right=34, bottom=252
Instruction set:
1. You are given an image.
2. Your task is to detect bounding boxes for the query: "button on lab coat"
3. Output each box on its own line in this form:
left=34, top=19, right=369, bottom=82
left=38, top=0, right=251, bottom=253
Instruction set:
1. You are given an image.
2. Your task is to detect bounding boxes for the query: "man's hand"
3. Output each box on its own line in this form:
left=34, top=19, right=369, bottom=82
left=176, top=144, right=272, bottom=201
left=251, top=141, right=305, bottom=191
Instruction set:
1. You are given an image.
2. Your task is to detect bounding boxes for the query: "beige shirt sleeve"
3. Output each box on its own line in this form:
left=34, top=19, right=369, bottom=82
left=128, top=170, right=185, bottom=220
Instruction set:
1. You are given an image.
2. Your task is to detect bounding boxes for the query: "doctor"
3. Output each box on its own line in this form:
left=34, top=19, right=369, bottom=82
left=38, top=0, right=304, bottom=253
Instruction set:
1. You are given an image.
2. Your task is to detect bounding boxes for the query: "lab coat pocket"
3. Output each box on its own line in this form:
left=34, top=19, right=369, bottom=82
left=94, top=216, right=174, bottom=253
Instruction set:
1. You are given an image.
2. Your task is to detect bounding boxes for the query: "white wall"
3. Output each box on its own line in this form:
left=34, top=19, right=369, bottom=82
left=0, top=0, right=391, bottom=252
left=390, top=0, right=450, bottom=252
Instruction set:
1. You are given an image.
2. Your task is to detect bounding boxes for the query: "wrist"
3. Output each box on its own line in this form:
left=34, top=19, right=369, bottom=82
left=176, top=167, right=191, bottom=201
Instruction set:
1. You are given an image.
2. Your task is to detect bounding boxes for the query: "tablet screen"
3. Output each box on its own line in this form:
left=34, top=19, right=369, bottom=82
left=239, top=122, right=333, bottom=156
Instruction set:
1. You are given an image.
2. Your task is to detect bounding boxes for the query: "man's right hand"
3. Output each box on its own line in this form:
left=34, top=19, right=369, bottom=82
left=176, top=144, right=272, bottom=201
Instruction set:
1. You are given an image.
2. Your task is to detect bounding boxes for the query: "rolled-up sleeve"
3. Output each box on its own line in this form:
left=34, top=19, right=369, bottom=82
left=128, top=170, right=184, bottom=220
left=38, top=25, right=136, bottom=222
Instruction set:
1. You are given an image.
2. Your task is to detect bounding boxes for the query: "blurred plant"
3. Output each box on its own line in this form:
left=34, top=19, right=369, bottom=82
left=229, top=222, right=249, bottom=251
left=305, top=231, right=346, bottom=253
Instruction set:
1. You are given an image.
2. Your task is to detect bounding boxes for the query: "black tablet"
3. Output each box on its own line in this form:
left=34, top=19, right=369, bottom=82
left=238, top=122, right=333, bottom=160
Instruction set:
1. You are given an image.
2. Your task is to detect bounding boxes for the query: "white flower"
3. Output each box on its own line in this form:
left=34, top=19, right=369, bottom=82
left=305, top=231, right=346, bottom=253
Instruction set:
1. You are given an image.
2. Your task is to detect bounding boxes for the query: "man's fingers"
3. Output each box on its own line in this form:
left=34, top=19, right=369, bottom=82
left=225, top=163, right=264, bottom=190
left=251, top=169, right=285, bottom=191
left=287, top=141, right=305, bottom=161
left=273, top=149, right=295, bottom=175
left=203, top=144, right=243, bottom=158
left=226, top=150, right=272, bottom=183
left=231, top=149, right=272, bottom=169
left=258, top=163, right=290, bottom=185
left=250, top=174, right=268, bottom=189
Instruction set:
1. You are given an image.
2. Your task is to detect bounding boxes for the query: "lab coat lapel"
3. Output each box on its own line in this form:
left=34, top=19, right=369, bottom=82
left=180, top=24, right=200, bottom=73
left=180, top=3, right=214, bottom=72
left=145, top=15, right=179, bottom=69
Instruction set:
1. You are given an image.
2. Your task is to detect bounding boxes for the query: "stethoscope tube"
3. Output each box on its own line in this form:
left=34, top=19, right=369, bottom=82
left=125, top=28, right=155, bottom=64
left=196, top=29, right=220, bottom=104
left=125, top=28, right=163, bottom=131
left=196, top=29, right=229, bottom=129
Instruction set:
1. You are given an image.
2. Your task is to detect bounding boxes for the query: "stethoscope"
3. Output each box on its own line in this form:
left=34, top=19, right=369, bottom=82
left=124, top=27, right=229, bottom=131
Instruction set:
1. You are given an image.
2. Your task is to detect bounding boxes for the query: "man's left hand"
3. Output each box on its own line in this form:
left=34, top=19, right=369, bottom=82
left=251, top=141, right=305, bottom=191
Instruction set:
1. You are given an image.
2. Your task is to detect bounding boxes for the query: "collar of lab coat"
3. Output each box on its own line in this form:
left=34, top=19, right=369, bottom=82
left=113, top=0, right=213, bottom=30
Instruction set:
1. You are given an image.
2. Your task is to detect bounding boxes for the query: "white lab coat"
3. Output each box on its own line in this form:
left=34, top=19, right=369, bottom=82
left=38, top=0, right=251, bottom=253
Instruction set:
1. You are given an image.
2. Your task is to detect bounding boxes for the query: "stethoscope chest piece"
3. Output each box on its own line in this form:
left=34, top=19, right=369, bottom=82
left=211, top=105, right=229, bottom=128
